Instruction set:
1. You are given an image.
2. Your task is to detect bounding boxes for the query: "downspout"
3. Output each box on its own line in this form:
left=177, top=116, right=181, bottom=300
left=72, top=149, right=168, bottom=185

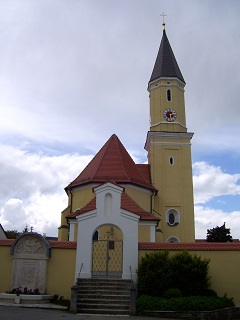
left=68, top=188, right=73, bottom=241
left=69, top=188, right=73, bottom=215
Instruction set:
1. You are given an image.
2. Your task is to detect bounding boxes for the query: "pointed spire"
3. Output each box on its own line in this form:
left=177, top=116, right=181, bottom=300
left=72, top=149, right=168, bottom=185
left=149, top=27, right=185, bottom=84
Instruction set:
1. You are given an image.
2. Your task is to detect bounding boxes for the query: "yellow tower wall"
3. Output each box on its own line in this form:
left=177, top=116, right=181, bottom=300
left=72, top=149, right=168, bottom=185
left=147, top=76, right=195, bottom=242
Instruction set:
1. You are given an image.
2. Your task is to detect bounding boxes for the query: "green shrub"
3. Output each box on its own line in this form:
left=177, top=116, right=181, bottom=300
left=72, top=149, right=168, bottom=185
left=136, top=295, right=235, bottom=313
left=137, top=250, right=211, bottom=297
left=137, top=251, right=171, bottom=296
left=169, top=251, right=211, bottom=296
left=163, top=288, right=182, bottom=299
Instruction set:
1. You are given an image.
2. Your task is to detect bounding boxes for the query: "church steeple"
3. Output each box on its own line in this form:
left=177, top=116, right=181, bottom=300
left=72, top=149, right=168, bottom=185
left=149, top=28, right=185, bottom=84
left=146, top=25, right=195, bottom=243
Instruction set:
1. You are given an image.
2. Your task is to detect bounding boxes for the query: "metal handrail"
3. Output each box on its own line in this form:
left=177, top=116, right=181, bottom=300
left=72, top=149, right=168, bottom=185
left=78, top=263, right=83, bottom=279
left=129, top=265, right=133, bottom=284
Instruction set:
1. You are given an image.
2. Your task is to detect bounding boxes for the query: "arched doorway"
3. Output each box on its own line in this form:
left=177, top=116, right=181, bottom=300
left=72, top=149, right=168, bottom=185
left=92, top=224, right=123, bottom=278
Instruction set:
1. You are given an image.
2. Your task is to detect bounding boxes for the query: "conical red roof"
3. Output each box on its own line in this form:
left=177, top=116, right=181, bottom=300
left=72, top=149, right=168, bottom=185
left=67, top=134, right=154, bottom=190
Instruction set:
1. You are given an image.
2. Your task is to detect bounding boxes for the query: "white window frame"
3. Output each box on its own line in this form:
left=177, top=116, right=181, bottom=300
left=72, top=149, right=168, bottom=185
left=166, top=208, right=180, bottom=226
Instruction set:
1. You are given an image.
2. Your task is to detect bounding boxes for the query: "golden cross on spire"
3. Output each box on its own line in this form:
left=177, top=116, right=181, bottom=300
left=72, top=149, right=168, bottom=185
left=160, top=11, right=167, bottom=29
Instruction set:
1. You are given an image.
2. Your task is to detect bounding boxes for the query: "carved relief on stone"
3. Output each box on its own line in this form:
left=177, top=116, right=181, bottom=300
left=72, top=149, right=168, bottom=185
left=15, top=236, right=45, bottom=255
left=10, top=233, right=51, bottom=293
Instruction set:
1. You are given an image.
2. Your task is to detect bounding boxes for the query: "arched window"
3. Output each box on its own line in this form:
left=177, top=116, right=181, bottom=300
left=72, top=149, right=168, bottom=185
left=166, top=89, right=172, bottom=102
left=92, top=230, right=99, bottom=241
left=169, top=156, right=174, bottom=165
left=166, top=209, right=180, bottom=226
left=166, top=236, right=180, bottom=243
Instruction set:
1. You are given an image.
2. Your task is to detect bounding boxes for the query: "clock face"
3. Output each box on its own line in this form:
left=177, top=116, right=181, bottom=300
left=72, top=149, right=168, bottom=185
left=163, top=108, right=177, bottom=122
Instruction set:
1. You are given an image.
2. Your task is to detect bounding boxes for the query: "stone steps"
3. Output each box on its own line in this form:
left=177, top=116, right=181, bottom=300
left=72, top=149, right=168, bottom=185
left=77, top=278, right=132, bottom=315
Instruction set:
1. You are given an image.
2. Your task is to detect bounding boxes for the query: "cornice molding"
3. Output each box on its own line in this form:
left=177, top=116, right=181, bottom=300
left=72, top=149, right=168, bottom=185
left=145, top=131, right=194, bottom=151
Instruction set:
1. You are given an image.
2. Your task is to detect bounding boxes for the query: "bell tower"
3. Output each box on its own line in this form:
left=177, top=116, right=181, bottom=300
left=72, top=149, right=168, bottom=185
left=145, top=23, right=195, bottom=242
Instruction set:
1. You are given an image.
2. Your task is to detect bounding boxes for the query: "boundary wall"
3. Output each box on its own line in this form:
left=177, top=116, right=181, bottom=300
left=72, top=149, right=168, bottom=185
left=0, top=240, right=76, bottom=300
left=1, top=240, right=240, bottom=304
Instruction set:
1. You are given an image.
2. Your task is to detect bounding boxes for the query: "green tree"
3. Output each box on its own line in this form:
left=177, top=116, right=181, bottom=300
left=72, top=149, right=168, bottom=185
left=206, top=223, right=232, bottom=242
left=5, top=230, right=20, bottom=239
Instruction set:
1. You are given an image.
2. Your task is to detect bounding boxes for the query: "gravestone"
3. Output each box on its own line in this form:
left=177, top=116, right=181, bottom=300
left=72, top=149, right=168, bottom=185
left=10, top=232, right=51, bottom=293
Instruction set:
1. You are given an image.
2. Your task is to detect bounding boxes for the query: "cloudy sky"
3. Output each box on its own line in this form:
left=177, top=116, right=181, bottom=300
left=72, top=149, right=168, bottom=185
left=0, top=0, right=240, bottom=239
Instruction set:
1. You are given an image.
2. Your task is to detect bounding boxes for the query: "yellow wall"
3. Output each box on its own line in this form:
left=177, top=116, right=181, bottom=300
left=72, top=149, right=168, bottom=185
left=150, top=140, right=195, bottom=242
left=71, top=187, right=95, bottom=211
left=46, top=247, right=76, bottom=300
left=139, top=249, right=240, bottom=306
left=0, top=246, right=13, bottom=293
left=124, top=187, right=152, bottom=212
left=138, top=226, right=151, bottom=242
left=58, top=186, right=95, bottom=241
left=2, top=243, right=240, bottom=305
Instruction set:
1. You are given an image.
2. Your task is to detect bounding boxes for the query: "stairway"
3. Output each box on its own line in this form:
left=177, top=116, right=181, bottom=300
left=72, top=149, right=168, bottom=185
left=77, top=278, right=132, bottom=315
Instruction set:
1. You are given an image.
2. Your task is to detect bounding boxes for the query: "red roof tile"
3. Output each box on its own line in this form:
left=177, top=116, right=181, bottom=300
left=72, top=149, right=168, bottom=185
left=49, top=241, right=77, bottom=248
left=68, top=198, right=96, bottom=218
left=67, top=190, right=158, bottom=221
left=139, top=242, right=240, bottom=251
left=0, top=239, right=14, bottom=246
left=66, top=134, right=155, bottom=191
left=121, top=192, right=158, bottom=221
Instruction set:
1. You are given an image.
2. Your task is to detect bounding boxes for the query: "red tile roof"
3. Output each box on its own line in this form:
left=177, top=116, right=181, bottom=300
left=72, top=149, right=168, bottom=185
left=121, top=192, right=158, bottom=221
left=0, top=239, right=14, bottom=246
left=68, top=197, right=96, bottom=218
left=139, top=242, right=240, bottom=251
left=49, top=241, right=77, bottom=248
left=2, top=239, right=240, bottom=251
left=0, top=239, right=77, bottom=249
left=67, top=190, right=159, bottom=221
left=66, top=134, right=155, bottom=191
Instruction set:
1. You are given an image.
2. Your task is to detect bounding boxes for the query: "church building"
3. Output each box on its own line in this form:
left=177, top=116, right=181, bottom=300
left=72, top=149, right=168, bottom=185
left=58, top=23, right=195, bottom=281
left=1, top=22, right=240, bottom=309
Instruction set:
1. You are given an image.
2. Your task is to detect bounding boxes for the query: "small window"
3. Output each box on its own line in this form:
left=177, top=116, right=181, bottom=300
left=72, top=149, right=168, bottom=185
left=166, top=209, right=180, bottom=226
left=169, top=213, right=175, bottom=225
left=169, top=156, right=174, bottom=165
left=167, top=89, right=172, bottom=102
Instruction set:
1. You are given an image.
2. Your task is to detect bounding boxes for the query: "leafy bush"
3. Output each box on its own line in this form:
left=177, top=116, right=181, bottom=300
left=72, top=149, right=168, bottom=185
left=136, top=295, right=235, bottom=313
left=169, top=251, right=211, bottom=296
left=163, top=288, right=182, bottom=299
left=137, top=251, right=171, bottom=296
left=137, top=251, right=211, bottom=297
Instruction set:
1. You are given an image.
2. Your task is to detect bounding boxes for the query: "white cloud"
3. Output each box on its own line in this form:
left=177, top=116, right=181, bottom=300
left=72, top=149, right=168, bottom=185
left=193, top=161, right=240, bottom=204
left=195, top=205, right=240, bottom=240
left=0, top=143, right=93, bottom=236
left=193, top=161, right=240, bottom=239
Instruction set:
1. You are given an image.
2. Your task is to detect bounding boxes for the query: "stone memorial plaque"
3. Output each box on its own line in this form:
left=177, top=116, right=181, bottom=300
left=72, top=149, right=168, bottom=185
left=11, top=233, right=50, bottom=293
